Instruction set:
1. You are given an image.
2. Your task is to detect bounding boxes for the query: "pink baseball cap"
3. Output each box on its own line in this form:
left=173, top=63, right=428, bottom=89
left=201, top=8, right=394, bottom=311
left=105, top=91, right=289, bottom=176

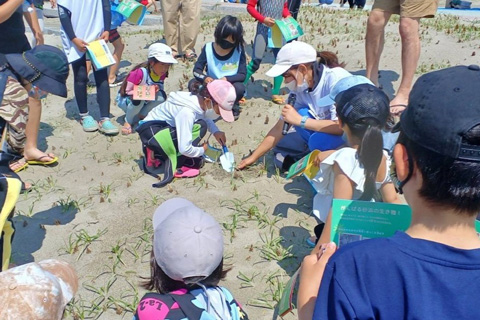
left=206, top=80, right=236, bottom=123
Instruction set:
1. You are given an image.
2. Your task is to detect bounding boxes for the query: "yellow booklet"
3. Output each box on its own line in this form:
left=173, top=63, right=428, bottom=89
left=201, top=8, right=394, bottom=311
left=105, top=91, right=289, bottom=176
left=86, top=40, right=115, bottom=70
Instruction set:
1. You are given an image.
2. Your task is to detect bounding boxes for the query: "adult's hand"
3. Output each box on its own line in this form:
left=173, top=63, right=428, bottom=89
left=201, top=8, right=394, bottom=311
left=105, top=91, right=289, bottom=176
left=72, top=38, right=88, bottom=52
left=237, top=155, right=256, bottom=170
left=50, top=0, right=56, bottom=8
left=281, top=104, right=301, bottom=126
left=263, top=17, right=275, bottom=27
left=297, top=242, right=337, bottom=320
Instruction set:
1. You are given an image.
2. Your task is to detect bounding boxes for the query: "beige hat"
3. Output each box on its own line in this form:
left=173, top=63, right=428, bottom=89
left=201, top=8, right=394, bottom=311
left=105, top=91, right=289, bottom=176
left=0, top=259, right=78, bottom=320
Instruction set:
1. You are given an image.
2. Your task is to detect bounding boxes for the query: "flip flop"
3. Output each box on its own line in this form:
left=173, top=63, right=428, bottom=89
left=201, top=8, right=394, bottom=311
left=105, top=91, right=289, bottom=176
left=26, top=155, right=58, bottom=166
left=272, top=96, right=285, bottom=105
left=9, top=158, right=28, bottom=173
left=174, top=166, right=200, bottom=178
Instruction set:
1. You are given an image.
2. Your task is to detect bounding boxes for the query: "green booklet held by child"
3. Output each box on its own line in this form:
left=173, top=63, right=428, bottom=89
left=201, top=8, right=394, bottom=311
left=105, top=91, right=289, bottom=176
left=331, top=199, right=412, bottom=246
left=278, top=200, right=411, bottom=316
left=285, top=150, right=320, bottom=180
left=268, top=16, right=304, bottom=48
left=115, top=0, right=147, bottom=25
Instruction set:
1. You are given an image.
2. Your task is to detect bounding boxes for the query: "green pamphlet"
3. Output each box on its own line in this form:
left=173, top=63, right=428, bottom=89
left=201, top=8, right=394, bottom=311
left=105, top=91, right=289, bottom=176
left=331, top=199, right=412, bottom=246
left=268, top=17, right=304, bottom=48
left=279, top=200, right=412, bottom=316
left=286, top=150, right=320, bottom=180
left=277, top=268, right=300, bottom=317
left=115, top=0, right=147, bottom=25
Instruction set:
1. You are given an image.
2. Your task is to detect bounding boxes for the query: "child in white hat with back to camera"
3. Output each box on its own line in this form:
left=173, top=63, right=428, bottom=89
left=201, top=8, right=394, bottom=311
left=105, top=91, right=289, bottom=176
left=117, top=43, right=177, bottom=135
left=134, top=198, right=249, bottom=320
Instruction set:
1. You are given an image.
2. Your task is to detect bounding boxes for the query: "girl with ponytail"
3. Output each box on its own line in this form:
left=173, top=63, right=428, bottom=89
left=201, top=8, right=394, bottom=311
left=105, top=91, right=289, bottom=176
left=308, top=81, right=400, bottom=248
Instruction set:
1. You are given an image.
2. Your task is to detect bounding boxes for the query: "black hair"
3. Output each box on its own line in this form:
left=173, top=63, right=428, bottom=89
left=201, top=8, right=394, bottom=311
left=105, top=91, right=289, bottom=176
left=337, top=114, right=385, bottom=201
left=188, top=79, right=213, bottom=99
left=141, top=250, right=230, bottom=294
left=214, top=15, right=245, bottom=49
left=119, top=57, right=160, bottom=96
left=396, top=125, right=480, bottom=215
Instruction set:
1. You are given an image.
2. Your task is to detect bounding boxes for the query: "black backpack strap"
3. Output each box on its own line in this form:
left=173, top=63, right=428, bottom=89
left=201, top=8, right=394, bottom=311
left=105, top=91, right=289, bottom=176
left=170, top=291, right=204, bottom=320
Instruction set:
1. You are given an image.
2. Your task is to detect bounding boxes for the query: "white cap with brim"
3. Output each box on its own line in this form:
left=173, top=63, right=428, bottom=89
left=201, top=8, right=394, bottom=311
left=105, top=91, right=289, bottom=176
left=265, top=41, right=317, bottom=78
left=148, top=43, right=178, bottom=64
left=153, top=198, right=224, bottom=282
left=317, top=75, right=374, bottom=107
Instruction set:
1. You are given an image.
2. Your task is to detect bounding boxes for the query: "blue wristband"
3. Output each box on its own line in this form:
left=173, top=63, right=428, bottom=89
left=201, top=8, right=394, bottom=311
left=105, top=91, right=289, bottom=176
left=300, top=115, right=308, bottom=129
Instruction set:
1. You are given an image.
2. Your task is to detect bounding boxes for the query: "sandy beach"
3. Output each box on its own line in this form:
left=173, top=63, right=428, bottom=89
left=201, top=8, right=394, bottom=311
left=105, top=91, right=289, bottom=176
left=11, top=1, right=480, bottom=319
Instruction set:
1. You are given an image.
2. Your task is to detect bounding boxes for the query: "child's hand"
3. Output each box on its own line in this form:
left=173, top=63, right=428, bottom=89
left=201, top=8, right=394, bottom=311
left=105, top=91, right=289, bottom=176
left=219, top=77, right=227, bottom=81
left=204, top=77, right=214, bottom=84
left=99, top=31, right=110, bottom=42
left=153, top=85, right=160, bottom=92
left=297, top=242, right=337, bottom=320
left=72, top=38, right=88, bottom=52
left=203, top=142, right=208, bottom=152
left=214, top=131, right=227, bottom=146
left=50, top=0, right=56, bottom=8
left=263, top=17, right=275, bottom=27
left=313, top=152, right=323, bottom=167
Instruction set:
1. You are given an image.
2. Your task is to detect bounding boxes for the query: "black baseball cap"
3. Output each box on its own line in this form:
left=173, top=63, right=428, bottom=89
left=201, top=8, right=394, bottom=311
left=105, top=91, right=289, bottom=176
left=5, top=45, right=69, bottom=98
left=335, top=83, right=390, bottom=126
left=393, top=65, right=480, bottom=161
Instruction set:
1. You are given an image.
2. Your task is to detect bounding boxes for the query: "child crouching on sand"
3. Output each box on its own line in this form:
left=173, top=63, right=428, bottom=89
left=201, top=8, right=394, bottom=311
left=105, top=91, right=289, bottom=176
left=134, top=198, right=249, bottom=320
left=137, top=79, right=235, bottom=188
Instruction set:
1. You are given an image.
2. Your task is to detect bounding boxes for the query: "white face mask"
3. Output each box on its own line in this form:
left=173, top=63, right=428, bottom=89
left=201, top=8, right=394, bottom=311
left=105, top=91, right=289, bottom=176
left=297, top=70, right=309, bottom=91
left=285, top=69, right=309, bottom=92
left=285, top=79, right=297, bottom=92
left=204, top=100, right=219, bottom=120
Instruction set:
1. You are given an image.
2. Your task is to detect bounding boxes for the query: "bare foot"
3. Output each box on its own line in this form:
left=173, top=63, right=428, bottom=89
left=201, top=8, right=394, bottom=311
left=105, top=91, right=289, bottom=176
left=9, top=158, right=28, bottom=173
left=390, top=91, right=409, bottom=115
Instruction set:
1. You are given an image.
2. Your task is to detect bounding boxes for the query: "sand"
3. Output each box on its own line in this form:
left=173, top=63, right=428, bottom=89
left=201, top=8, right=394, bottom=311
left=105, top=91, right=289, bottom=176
left=11, top=2, right=480, bottom=319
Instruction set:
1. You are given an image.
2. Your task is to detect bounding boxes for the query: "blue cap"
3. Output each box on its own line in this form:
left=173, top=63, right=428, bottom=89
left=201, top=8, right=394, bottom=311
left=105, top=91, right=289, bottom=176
left=317, top=75, right=374, bottom=107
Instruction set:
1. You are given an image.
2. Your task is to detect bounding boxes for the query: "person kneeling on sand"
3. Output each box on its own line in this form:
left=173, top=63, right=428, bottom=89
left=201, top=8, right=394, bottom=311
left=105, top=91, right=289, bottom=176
left=297, top=65, right=480, bottom=320
left=134, top=198, right=249, bottom=320
left=237, top=41, right=351, bottom=171
left=1, top=45, right=69, bottom=172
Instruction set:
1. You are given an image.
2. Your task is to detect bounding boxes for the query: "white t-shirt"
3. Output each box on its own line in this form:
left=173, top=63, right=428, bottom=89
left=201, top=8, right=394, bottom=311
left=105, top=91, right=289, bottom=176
left=311, top=147, right=392, bottom=222
left=293, top=66, right=351, bottom=120
left=143, top=92, right=219, bottom=158
left=58, top=0, right=105, bottom=63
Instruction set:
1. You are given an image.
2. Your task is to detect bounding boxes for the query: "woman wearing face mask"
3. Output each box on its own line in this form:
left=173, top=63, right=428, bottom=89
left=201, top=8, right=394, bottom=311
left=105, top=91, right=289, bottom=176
left=137, top=79, right=235, bottom=187
left=193, top=15, right=246, bottom=120
left=238, top=41, right=351, bottom=170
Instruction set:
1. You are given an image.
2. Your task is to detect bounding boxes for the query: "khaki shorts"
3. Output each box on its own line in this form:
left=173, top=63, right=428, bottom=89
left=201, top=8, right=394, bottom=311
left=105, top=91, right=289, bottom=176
left=372, top=0, right=439, bottom=18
